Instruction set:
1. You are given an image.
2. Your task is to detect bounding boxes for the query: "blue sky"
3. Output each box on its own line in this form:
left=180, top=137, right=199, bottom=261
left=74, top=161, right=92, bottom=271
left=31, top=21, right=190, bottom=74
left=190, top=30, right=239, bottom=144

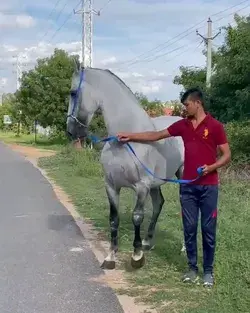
left=0, top=0, right=250, bottom=101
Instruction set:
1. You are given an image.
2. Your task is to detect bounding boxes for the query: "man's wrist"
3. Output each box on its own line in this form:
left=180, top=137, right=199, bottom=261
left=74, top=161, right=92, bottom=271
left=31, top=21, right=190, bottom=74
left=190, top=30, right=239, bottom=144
left=209, top=163, right=219, bottom=172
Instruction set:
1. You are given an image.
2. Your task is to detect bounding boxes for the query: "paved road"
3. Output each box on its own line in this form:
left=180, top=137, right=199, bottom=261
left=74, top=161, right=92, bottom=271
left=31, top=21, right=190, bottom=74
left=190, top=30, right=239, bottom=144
left=0, top=143, right=124, bottom=313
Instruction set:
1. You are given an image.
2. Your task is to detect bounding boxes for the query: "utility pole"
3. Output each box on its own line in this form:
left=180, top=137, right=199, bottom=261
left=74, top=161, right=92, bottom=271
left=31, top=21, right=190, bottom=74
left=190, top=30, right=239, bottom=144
left=73, top=0, right=101, bottom=149
left=13, top=53, right=28, bottom=90
left=74, top=0, right=100, bottom=67
left=196, top=18, right=221, bottom=88
left=0, top=77, right=6, bottom=106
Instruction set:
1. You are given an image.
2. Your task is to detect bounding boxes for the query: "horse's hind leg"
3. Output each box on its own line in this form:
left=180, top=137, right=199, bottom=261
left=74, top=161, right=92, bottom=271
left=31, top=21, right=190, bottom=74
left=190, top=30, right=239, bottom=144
left=142, top=186, right=165, bottom=251
left=131, top=183, right=149, bottom=269
left=101, top=181, right=120, bottom=270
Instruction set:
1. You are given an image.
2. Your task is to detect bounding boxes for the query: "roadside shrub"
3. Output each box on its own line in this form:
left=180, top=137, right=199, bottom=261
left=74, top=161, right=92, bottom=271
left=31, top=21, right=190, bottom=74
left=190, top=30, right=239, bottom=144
left=57, top=146, right=103, bottom=178
left=48, top=127, right=69, bottom=145
left=225, top=120, right=250, bottom=165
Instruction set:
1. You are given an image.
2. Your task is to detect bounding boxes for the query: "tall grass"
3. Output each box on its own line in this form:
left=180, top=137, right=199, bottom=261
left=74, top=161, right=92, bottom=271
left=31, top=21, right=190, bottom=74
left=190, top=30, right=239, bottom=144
left=39, top=147, right=250, bottom=313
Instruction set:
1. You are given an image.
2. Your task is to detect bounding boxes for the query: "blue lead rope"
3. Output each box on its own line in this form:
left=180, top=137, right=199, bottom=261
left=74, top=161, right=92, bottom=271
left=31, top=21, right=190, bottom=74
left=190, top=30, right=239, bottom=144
left=88, top=134, right=204, bottom=184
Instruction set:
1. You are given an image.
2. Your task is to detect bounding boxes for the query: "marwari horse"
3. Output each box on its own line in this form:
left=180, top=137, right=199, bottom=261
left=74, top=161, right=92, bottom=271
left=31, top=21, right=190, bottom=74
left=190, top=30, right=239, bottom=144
left=66, top=62, right=185, bottom=269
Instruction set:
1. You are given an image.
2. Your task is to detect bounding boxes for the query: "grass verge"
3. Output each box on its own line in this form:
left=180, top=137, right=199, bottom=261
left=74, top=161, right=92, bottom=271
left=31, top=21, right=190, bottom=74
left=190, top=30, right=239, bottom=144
left=38, top=147, right=250, bottom=313
left=0, top=131, right=64, bottom=150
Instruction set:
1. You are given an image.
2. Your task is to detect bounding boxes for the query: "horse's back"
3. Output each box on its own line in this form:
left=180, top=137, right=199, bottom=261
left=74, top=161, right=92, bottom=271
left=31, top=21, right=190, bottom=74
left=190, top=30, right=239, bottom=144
left=151, top=115, right=184, bottom=159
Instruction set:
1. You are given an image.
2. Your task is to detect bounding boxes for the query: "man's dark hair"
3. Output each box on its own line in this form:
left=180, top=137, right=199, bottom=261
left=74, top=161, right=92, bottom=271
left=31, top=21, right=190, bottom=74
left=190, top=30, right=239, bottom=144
left=181, top=88, right=205, bottom=107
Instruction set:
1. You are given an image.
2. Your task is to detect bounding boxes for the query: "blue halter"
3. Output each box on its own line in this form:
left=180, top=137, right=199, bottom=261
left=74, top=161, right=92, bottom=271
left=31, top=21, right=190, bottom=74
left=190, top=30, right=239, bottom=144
left=67, top=69, right=86, bottom=127
left=67, top=69, right=203, bottom=184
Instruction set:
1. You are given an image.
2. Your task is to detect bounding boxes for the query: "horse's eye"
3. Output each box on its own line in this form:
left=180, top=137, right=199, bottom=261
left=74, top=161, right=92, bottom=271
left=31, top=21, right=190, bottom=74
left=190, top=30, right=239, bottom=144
left=71, top=91, right=76, bottom=97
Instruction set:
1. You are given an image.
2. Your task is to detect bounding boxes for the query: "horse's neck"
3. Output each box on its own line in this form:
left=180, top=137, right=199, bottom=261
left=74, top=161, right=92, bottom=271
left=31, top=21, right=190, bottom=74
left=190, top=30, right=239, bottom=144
left=97, top=73, right=155, bottom=135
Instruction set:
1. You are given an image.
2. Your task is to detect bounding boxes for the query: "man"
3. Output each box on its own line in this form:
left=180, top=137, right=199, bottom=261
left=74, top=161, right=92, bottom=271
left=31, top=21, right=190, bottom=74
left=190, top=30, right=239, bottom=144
left=117, top=88, right=231, bottom=287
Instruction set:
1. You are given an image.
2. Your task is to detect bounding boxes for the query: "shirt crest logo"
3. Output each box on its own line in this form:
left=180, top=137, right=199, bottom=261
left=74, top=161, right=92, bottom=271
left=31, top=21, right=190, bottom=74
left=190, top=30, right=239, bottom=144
left=203, top=127, right=209, bottom=139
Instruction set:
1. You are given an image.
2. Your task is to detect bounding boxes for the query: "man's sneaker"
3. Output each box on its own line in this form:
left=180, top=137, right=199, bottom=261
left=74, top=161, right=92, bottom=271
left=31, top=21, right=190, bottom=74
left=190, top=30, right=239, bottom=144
left=182, top=269, right=199, bottom=284
left=203, top=273, right=214, bottom=287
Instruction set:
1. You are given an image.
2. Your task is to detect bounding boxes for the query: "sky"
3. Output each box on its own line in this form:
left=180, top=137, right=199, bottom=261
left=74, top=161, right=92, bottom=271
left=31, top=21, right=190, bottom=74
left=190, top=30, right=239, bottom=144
left=0, top=0, right=250, bottom=101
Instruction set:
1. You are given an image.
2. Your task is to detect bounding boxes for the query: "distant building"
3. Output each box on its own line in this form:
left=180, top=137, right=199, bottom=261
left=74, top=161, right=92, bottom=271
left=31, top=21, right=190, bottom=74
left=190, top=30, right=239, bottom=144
left=163, top=107, right=173, bottom=116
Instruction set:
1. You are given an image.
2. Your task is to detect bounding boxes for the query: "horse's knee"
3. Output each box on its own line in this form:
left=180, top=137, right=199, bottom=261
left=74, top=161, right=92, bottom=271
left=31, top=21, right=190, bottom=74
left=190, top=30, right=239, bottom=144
left=132, top=211, right=144, bottom=226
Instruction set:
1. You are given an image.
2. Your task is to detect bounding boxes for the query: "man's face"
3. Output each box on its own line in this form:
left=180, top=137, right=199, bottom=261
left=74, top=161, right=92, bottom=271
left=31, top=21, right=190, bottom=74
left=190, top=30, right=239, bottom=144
left=182, top=96, right=201, bottom=117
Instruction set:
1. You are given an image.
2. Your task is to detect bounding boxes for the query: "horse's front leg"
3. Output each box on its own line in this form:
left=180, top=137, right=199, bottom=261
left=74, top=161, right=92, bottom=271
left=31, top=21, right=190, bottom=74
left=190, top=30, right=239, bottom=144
left=142, top=186, right=165, bottom=250
left=131, top=183, right=149, bottom=269
left=101, top=182, right=120, bottom=270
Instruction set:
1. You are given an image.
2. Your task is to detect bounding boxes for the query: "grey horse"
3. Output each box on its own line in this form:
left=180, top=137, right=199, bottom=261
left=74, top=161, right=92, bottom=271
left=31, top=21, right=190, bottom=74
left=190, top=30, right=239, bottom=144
left=66, top=62, right=185, bottom=269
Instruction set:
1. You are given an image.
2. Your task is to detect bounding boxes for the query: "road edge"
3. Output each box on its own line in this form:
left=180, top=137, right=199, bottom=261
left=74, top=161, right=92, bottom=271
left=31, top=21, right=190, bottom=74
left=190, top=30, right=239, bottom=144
left=4, top=142, right=157, bottom=313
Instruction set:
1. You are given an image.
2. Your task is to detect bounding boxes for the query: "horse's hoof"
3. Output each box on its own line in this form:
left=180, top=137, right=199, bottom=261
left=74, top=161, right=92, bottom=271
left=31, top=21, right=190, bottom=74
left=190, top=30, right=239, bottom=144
left=131, top=251, right=145, bottom=269
left=142, top=239, right=154, bottom=251
left=100, top=259, right=116, bottom=270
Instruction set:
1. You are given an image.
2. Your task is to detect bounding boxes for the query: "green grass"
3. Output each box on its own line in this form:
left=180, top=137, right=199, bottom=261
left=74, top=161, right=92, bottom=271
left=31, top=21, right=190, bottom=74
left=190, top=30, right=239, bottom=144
left=38, top=147, right=250, bottom=313
left=0, top=131, right=64, bottom=150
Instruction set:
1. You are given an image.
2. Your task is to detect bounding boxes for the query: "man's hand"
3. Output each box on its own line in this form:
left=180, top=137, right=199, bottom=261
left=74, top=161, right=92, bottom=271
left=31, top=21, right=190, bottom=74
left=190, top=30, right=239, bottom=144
left=116, top=132, right=132, bottom=143
left=201, top=143, right=231, bottom=176
left=201, top=164, right=215, bottom=176
left=116, top=129, right=171, bottom=143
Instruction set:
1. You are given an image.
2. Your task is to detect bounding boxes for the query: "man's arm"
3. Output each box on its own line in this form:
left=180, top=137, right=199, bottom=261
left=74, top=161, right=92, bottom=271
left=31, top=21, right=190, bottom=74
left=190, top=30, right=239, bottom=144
left=211, top=143, right=231, bottom=170
left=117, top=128, right=171, bottom=143
left=202, top=122, right=231, bottom=175
left=117, top=119, right=184, bottom=143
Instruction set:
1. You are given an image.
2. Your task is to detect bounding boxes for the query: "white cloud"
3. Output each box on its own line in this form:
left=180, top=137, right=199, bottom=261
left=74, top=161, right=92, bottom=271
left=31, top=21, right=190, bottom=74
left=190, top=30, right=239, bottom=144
left=100, top=56, right=118, bottom=66
left=1, top=78, right=7, bottom=86
left=0, top=0, right=249, bottom=100
left=0, top=13, right=35, bottom=29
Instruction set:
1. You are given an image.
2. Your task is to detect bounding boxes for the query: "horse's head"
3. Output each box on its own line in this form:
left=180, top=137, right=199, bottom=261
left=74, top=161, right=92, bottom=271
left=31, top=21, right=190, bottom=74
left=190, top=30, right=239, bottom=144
left=66, top=60, right=100, bottom=140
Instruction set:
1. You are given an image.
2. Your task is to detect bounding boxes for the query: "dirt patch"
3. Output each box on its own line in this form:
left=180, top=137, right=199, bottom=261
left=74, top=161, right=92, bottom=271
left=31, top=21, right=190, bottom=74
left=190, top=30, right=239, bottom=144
left=7, top=143, right=157, bottom=313
left=7, top=143, right=56, bottom=159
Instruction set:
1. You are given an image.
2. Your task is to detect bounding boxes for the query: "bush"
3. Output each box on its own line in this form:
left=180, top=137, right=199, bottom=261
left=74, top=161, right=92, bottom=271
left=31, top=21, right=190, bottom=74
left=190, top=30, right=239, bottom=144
left=45, top=145, right=103, bottom=178
left=225, top=120, right=250, bottom=164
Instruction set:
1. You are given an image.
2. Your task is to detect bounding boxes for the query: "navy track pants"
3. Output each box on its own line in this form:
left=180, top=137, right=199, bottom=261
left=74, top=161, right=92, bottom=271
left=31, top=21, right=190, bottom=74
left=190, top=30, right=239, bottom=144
left=180, top=184, right=218, bottom=274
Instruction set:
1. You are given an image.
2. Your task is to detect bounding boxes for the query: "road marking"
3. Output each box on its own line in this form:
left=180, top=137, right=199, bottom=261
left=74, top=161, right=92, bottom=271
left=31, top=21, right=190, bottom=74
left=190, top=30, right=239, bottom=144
left=70, top=247, right=84, bottom=252
left=15, top=215, right=29, bottom=218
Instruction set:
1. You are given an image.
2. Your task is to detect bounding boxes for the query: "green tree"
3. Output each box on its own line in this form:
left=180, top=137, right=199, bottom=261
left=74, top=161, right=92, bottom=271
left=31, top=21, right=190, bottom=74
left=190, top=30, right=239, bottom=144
left=209, top=14, right=250, bottom=122
left=173, top=66, right=207, bottom=93
left=173, top=66, right=212, bottom=110
left=16, top=49, right=78, bottom=132
left=173, top=14, right=250, bottom=122
left=135, top=91, right=164, bottom=116
left=0, top=93, right=19, bottom=131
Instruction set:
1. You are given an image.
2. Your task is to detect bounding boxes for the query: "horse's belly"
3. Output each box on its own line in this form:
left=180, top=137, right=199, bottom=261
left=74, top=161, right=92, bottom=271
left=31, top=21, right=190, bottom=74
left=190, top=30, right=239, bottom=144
left=102, top=157, right=146, bottom=187
left=100, top=138, right=184, bottom=188
left=101, top=145, right=155, bottom=187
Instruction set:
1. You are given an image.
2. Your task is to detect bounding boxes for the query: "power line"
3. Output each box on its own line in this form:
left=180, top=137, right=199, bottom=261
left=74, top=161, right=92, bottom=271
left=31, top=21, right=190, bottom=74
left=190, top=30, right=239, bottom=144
left=114, top=40, right=203, bottom=73
left=213, top=2, right=250, bottom=23
left=215, top=0, right=250, bottom=16
left=40, top=0, right=72, bottom=41
left=117, top=19, right=207, bottom=68
left=46, top=0, right=63, bottom=21
left=39, top=0, right=65, bottom=40
left=159, top=40, right=204, bottom=64
left=116, top=0, right=250, bottom=68
left=125, top=34, right=200, bottom=67
left=98, top=0, right=112, bottom=13
left=48, top=0, right=82, bottom=42
left=114, top=41, right=204, bottom=91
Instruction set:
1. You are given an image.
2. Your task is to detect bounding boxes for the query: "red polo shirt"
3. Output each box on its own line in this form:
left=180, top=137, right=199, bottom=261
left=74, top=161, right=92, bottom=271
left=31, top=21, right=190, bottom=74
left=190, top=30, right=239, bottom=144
left=167, top=114, right=228, bottom=185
